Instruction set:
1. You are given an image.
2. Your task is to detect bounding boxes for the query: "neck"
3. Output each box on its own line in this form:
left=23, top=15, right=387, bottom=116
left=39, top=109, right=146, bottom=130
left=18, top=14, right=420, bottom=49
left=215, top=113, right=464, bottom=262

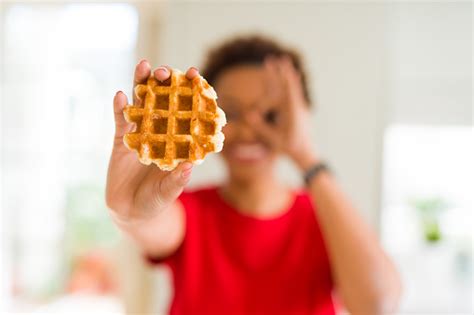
left=220, top=173, right=292, bottom=218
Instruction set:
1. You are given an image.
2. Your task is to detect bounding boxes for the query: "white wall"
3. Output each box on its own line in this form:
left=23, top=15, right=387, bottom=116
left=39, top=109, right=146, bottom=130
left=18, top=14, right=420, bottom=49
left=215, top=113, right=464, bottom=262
left=385, top=2, right=472, bottom=126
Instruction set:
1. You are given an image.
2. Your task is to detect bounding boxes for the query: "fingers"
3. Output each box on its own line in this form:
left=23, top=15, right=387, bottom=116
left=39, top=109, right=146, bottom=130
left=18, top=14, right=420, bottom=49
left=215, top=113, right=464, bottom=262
left=152, top=65, right=199, bottom=81
left=279, top=56, right=306, bottom=105
left=135, top=62, right=199, bottom=86
left=113, top=91, right=132, bottom=139
left=134, top=60, right=151, bottom=86
left=153, top=66, right=171, bottom=82
left=185, top=67, right=200, bottom=80
left=263, top=56, right=285, bottom=104
left=247, top=111, right=281, bottom=150
left=133, top=60, right=151, bottom=105
left=264, top=56, right=307, bottom=123
left=132, top=62, right=201, bottom=108
left=155, top=162, right=193, bottom=206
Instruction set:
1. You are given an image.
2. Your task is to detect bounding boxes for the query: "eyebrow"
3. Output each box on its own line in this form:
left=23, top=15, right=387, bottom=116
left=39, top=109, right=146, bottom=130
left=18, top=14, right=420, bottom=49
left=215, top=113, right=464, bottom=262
left=217, top=94, right=240, bottom=107
left=218, top=92, right=268, bottom=111
left=218, top=94, right=239, bottom=102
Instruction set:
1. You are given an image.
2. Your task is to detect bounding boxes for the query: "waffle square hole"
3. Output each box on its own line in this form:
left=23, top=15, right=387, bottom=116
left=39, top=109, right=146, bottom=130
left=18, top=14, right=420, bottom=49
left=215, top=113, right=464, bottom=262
left=203, top=98, right=217, bottom=112
left=175, top=142, right=190, bottom=159
left=178, top=95, right=193, bottom=111
left=176, top=118, right=191, bottom=135
left=152, top=118, right=168, bottom=134
left=150, top=142, right=166, bottom=159
left=131, top=116, right=143, bottom=133
left=155, top=94, right=170, bottom=110
left=199, top=119, right=216, bottom=135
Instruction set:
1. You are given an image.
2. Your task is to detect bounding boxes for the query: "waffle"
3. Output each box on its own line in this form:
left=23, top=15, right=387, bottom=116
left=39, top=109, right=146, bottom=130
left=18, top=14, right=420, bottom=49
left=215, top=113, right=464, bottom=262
left=123, top=69, right=226, bottom=171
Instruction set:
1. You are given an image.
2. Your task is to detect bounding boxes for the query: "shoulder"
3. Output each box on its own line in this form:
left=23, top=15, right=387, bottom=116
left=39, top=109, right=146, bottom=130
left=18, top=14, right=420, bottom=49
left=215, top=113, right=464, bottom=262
left=291, top=188, right=323, bottom=229
left=293, top=188, right=315, bottom=210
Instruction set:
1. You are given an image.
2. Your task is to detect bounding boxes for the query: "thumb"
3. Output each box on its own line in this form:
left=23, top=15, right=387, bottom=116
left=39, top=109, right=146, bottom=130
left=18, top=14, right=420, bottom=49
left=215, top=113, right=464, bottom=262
left=156, top=162, right=193, bottom=206
left=113, top=91, right=132, bottom=139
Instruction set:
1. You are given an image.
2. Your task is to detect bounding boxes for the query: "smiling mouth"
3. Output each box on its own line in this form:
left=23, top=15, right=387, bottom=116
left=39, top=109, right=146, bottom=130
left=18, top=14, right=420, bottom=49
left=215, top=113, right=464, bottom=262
left=227, top=142, right=268, bottom=162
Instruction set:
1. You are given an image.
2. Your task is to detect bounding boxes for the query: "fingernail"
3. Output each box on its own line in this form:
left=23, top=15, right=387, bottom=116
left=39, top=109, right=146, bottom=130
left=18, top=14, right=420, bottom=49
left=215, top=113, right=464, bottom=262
left=139, top=59, right=147, bottom=64
left=156, top=67, right=169, bottom=80
left=190, top=67, right=199, bottom=73
left=181, top=168, right=192, bottom=179
left=180, top=162, right=193, bottom=178
left=181, top=161, right=193, bottom=170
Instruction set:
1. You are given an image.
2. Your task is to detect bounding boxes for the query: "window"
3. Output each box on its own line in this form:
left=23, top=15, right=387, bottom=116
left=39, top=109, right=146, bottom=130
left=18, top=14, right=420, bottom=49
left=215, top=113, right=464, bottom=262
left=1, top=3, right=138, bottom=310
left=381, top=124, right=473, bottom=313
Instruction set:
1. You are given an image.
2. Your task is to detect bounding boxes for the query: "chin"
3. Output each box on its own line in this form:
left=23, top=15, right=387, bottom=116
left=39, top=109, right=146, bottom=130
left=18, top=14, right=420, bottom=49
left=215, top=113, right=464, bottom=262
left=226, top=161, right=273, bottom=182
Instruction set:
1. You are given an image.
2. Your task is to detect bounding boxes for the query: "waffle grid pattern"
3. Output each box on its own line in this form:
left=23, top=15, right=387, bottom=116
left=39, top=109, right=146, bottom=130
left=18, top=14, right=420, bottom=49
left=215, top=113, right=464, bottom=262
left=123, top=70, right=225, bottom=170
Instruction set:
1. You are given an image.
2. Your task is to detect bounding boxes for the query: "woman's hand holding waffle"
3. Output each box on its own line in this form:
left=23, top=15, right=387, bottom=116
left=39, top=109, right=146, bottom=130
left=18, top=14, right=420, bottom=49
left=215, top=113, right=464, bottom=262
left=106, top=60, right=197, bottom=222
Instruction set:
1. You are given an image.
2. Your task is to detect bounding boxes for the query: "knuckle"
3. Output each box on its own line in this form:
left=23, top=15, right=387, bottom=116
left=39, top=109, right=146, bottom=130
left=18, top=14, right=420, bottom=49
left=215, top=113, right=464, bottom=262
left=154, top=178, right=169, bottom=207
left=105, top=194, right=117, bottom=211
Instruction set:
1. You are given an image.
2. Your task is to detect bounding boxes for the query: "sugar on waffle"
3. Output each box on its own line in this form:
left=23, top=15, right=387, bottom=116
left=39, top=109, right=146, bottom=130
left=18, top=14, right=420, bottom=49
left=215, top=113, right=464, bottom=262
left=123, top=69, right=226, bottom=171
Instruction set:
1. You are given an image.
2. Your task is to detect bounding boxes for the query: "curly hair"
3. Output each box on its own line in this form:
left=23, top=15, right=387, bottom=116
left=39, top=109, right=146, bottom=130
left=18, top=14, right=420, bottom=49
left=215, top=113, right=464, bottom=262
left=201, top=35, right=311, bottom=105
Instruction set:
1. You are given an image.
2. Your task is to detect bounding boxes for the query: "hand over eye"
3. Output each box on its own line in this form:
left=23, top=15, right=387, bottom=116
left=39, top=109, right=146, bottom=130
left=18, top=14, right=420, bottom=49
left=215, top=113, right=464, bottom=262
left=247, top=55, right=317, bottom=168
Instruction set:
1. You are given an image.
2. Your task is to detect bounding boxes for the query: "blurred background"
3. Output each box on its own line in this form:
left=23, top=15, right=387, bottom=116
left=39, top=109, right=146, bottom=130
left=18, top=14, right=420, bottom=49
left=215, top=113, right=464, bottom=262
left=0, top=1, right=472, bottom=314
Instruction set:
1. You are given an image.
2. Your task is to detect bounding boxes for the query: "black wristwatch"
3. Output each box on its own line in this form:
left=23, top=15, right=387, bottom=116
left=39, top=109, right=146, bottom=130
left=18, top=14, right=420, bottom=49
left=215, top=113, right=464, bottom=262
left=303, top=162, right=330, bottom=186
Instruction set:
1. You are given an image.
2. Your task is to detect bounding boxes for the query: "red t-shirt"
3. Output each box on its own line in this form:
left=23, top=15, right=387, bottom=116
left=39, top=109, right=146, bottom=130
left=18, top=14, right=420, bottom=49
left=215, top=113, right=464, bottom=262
left=147, top=187, right=335, bottom=315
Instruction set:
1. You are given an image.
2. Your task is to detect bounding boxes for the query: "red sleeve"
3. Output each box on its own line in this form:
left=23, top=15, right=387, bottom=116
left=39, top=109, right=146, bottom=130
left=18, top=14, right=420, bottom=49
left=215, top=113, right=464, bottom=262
left=143, top=189, right=199, bottom=268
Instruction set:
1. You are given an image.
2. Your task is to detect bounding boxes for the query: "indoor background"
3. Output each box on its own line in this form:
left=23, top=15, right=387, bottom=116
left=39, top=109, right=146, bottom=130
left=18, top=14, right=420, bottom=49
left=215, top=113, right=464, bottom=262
left=0, top=1, right=472, bottom=314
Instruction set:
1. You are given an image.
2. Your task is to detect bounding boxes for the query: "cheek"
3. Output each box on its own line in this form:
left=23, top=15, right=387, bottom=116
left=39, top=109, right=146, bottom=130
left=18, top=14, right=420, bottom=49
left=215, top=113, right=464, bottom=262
left=221, top=123, right=237, bottom=143
left=220, top=124, right=235, bottom=158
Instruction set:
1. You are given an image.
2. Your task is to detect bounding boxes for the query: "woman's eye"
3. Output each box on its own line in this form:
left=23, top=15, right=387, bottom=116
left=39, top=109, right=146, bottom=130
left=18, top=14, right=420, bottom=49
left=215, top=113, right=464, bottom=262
left=264, top=109, right=278, bottom=125
left=226, top=110, right=239, bottom=122
left=221, top=105, right=239, bottom=122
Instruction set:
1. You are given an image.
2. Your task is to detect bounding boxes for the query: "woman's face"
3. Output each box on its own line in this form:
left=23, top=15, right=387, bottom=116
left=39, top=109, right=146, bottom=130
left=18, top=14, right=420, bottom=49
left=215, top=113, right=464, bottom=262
left=214, top=65, right=278, bottom=181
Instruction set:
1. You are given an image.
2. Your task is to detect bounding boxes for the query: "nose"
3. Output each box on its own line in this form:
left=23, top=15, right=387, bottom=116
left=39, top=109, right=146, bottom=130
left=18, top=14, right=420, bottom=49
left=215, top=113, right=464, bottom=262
left=238, top=122, right=257, bottom=141
left=236, top=110, right=260, bottom=141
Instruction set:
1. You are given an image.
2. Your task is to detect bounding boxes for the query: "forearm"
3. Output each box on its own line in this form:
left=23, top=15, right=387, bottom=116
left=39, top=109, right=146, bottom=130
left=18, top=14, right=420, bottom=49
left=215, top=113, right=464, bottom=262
left=299, top=157, right=401, bottom=314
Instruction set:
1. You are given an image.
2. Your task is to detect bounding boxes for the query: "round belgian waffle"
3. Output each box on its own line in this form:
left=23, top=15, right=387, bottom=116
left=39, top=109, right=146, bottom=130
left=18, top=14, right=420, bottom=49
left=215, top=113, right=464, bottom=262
left=123, top=69, right=226, bottom=171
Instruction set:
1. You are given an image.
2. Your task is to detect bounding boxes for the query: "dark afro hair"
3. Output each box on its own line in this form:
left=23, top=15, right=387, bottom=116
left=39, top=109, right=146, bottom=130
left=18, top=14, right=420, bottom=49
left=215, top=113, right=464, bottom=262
left=201, top=35, right=311, bottom=105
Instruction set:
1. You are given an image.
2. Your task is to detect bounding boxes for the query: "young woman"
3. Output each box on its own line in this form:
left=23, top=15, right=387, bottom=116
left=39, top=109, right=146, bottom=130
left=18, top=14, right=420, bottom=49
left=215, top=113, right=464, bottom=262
left=106, top=36, right=401, bottom=315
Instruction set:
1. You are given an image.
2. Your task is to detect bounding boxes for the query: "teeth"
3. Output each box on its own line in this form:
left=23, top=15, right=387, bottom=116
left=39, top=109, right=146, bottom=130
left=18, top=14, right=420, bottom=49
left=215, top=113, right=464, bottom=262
left=232, top=144, right=267, bottom=161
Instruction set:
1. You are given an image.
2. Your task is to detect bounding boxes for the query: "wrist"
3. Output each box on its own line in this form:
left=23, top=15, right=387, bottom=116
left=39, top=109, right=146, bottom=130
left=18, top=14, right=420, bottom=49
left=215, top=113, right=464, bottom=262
left=292, top=151, right=321, bottom=171
left=303, top=162, right=330, bottom=186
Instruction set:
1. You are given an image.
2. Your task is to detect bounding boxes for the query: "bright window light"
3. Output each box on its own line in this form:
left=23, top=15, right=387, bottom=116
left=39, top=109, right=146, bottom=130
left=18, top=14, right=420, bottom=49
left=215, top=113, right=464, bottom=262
left=381, top=124, right=473, bottom=313
left=2, top=3, right=138, bottom=311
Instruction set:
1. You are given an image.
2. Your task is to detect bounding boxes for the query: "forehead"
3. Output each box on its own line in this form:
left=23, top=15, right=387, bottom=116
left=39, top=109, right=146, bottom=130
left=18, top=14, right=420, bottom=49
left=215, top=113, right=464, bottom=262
left=214, top=65, right=265, bottom=107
